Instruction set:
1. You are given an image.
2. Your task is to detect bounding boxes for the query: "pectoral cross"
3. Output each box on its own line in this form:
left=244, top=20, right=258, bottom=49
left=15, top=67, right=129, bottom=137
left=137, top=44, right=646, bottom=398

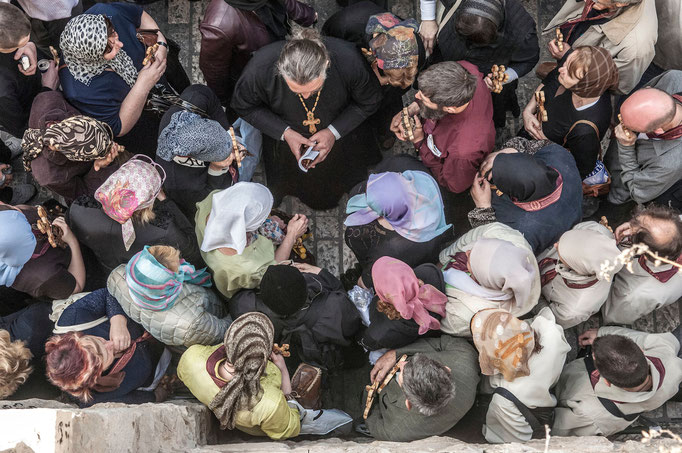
left=302, top=111, right=320, bottom=134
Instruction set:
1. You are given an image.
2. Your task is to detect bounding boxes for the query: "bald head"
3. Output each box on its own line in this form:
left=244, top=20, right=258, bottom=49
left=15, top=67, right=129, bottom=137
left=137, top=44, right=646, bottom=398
left=620, top=88, right=677, bottom=133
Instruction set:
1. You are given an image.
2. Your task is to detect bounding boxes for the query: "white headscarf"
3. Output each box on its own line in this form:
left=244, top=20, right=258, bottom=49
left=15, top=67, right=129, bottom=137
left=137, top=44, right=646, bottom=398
left=200, top=183, right=273, bottom=254
left=60, top=14, right=139, bottom=87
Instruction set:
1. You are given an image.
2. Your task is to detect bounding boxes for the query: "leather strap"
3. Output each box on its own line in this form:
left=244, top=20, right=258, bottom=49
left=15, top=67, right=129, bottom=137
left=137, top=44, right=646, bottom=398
left=437, top=0, right=465, bottom=39
left=563, top=119, right=601, bottom=159
left=583, top=354, right=640, bottom=422
left=493, top=387, right=554, bottom=436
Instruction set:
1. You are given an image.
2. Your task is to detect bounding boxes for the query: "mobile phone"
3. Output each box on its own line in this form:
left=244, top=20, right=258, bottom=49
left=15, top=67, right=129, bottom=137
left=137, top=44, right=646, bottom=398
left=20, top=55, right=30, bottom=71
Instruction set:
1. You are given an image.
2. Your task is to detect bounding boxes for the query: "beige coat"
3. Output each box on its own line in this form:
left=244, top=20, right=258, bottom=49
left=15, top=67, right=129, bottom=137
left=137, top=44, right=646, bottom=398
left=543, top=0, right=658, bottom=94
left=438, top=223, right=540, bottom=336
left=601, top=257, right=682, bottom=324
left=553, top=326, right=682, bottom=437
left=482, top=308, right=570, bottom=443
left=537, top=221, right=620, bottom=328
left=653, top=0, right=682, bottom=70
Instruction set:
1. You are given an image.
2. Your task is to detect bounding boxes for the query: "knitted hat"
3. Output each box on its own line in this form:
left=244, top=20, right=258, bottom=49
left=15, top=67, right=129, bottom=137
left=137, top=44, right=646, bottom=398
left=460, top=0, right=504, bottom=28
left=209, top=312, right=275, bottom=430
left=260, top=264, right=307, bottom=316
left=157, top=111, right=236, bottom=163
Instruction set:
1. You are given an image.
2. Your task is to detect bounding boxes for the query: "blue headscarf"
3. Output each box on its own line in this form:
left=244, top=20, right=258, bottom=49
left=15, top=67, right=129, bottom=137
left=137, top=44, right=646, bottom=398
left=125, top=246, right=213, bottom=311
left=345, top=170, right=451, bottom=243
left=0, top=210, right=36, bottom=286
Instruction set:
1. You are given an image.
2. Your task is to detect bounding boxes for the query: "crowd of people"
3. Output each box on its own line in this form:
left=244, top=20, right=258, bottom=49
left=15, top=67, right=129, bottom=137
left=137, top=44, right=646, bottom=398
left=0, top=0, right=682, bottom=444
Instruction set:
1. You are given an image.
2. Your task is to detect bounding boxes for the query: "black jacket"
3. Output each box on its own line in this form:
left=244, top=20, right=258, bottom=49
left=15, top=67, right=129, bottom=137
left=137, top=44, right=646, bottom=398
left=358, top=263, right=445, bottom=351
left=229, top=269, right=362, bottom=369
left=67, top=196, right=203, bottom=273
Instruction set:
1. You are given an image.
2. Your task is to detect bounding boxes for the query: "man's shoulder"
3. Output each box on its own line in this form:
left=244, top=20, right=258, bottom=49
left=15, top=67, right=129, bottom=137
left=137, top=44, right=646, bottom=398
left=647, top=70, right=682, bottom=94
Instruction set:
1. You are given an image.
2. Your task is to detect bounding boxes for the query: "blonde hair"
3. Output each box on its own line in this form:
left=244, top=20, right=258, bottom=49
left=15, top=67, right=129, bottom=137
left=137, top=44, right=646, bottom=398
left=132, top=204, right=156, bottom=224
left=384, top=66, right=418, bottom=89
left=148, top=245, right=181, bottom=272
left=0, top=329, right=33, bottom=398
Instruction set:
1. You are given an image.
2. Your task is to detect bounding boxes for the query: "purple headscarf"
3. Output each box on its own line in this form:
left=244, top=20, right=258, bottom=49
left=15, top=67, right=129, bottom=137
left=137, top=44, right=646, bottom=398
left=344, top=170, right=450, bottom=243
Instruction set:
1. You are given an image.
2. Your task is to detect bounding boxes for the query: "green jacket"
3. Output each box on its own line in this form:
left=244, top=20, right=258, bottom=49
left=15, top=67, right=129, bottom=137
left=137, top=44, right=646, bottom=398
left=365, top=335, right=480, bottom=441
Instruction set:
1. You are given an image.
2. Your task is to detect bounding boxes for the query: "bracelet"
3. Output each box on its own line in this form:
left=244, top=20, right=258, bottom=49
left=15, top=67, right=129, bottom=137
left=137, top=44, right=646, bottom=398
left=157, top=41, right=168, bottom=48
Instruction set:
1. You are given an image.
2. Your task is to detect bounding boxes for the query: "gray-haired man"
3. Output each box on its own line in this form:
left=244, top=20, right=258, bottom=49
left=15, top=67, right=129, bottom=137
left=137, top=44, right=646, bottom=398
left=362, top=335, right=480, bottom=441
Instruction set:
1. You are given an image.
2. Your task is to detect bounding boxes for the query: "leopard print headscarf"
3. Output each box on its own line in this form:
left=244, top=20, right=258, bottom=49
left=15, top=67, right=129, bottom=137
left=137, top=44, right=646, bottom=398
left=60, top=14, right=139, bottom=87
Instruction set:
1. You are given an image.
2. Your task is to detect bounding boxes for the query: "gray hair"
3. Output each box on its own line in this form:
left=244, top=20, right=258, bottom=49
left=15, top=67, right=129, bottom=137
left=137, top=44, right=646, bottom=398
left=401, top=354, right=455, bottom=417
left=277, top=26, right=329, bottom=85
left=417, top=61, right=477, bottom=108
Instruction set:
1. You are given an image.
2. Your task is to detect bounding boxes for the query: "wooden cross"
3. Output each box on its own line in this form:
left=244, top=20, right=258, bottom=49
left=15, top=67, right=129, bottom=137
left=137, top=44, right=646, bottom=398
left=302, top=111, right=320, bottom=134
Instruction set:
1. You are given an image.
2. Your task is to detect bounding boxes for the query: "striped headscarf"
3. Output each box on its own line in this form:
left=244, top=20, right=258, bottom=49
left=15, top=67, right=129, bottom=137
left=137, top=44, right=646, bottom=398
left=125, top=246, right=212, bottom=311
left=21, top=116, right=115, bottom=171
left=569, top=46, right=619, bottom=98
left=209, top=313, right=275, bottom=430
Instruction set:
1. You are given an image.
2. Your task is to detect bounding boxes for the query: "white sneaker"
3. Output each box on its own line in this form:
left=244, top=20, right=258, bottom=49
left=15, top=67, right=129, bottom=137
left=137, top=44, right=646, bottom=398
left=288, top=400, right=352, bottom=435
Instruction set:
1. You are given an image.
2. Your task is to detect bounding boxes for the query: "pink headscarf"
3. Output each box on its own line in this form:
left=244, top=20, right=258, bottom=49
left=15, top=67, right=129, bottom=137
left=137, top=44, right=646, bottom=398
left=371, top=257, right=447, bottom=334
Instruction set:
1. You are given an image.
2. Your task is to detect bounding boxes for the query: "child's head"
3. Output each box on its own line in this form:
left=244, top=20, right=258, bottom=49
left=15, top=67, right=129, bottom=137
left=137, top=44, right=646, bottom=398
left=0, top=4, right=30, bottom=53
left=147, top=245, right=181, bottom=272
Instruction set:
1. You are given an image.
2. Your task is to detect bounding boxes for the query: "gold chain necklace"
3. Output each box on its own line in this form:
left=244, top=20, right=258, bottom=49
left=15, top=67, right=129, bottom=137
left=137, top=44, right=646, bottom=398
left=298, top=90, right=321, bottom=134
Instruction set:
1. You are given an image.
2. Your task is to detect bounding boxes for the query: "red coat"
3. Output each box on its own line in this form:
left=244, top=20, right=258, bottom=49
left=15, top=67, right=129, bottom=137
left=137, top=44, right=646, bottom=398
left=416, top=61, right=495, bottom=193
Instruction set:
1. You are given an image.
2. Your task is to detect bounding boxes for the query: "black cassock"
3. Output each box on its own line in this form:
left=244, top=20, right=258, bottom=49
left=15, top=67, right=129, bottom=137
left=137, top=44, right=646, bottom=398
left=231, top=37, right=382, bottom=210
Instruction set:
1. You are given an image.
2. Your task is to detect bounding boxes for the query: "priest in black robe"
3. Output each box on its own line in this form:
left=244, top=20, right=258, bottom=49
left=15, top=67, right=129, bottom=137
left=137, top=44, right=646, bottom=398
left=231, top=31, right=382, bottom=210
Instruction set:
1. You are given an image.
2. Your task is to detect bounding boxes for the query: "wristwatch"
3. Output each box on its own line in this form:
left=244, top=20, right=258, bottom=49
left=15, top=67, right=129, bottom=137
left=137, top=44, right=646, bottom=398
left=157, top=41, right=168, bottom=49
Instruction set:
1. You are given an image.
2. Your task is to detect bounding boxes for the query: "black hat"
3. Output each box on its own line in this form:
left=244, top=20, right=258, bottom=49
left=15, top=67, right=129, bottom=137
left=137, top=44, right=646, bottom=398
left=260, top=265, right=307, bottom=316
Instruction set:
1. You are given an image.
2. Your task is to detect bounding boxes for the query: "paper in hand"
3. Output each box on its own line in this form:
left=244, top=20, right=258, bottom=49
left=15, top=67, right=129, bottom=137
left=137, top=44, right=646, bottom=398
left=298, top=145, right=319, bottom=173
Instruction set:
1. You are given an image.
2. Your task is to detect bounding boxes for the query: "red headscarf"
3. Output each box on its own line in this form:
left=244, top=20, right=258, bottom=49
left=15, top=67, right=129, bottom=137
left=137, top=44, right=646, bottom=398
left=372, top=257, right=447, bottom=334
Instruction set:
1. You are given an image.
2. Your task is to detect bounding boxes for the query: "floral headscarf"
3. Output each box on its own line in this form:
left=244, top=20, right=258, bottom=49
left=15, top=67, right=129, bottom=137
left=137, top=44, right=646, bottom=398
left=60, top=14, right=139, bottom=87
left=366, top=13, right=419, bottom=70
left=21, top=116, right=115, bottom=171
left=95, top=155, right=166, bottom=251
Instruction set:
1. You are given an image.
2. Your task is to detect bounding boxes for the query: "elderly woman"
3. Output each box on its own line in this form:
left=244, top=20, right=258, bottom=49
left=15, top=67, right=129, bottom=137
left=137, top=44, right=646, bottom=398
left=22, top=91, right=124, bottom=203
left=472, top=307, right=570, bottom=443
left=46, top=288, right=168, bottom=406
left=522, top=46, right=618, bottom=181
left=323, top=5, right=425, bottom=146
left=0, top=204, right=85, bottom=300
left=358, top=257, right=447, bottom=352
left=178, top=312, right=352, bottom=439
left=344, top=170, right=452, bottom=288
left=469, top=140, right=583, bottom=254
left=106, top=245, right=232, bottom=348
left=195, top=183, right=308, bottom=299
left=58, top=3, right=187, bottom=155
left=156, top=84, right=261, bottom=220
left=439, top=222, right=540, bottom=336
left=537, top=221, right=623, bottom=328
left=68, top=154, right=200, bottom=274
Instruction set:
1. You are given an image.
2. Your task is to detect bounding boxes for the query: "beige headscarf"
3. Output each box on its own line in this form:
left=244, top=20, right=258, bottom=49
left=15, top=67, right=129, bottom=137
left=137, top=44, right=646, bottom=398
left=469, top=238, right=536, bottom=308
left=556, top=229, right=622, bottom=279
left=208, top=312, right=275, bottom=430
left=471, top=308, right=534, bottom=382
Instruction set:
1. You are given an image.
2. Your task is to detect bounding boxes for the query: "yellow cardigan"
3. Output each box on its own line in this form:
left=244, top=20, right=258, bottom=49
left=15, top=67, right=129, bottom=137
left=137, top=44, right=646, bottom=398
left=195, top=192, right=276, bottom=299
left=177, top=344, right=301, bottom=439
